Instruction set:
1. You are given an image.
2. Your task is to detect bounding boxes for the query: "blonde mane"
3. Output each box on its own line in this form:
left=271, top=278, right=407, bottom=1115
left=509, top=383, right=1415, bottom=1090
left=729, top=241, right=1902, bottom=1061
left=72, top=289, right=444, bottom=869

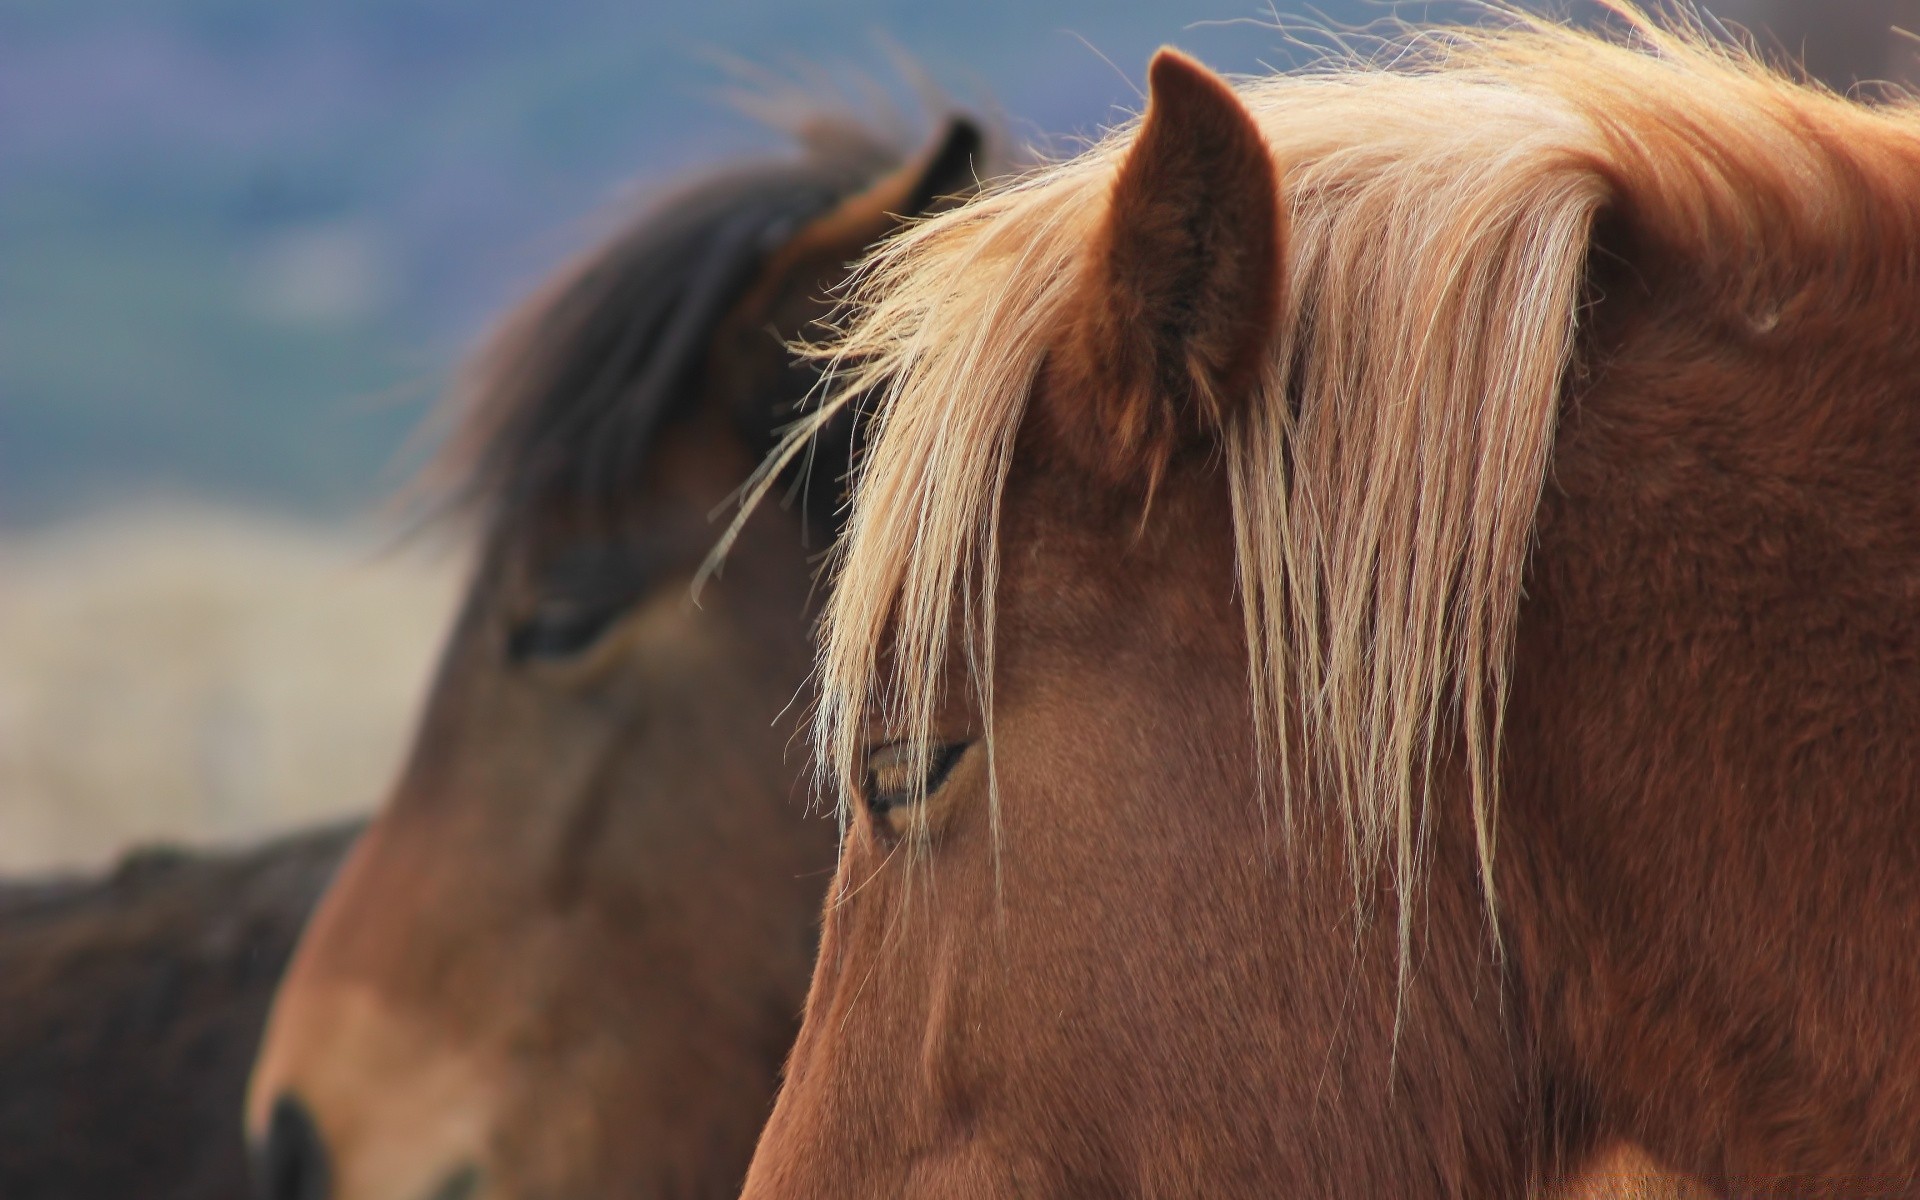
left=739, top=7, right=1920, bottom=938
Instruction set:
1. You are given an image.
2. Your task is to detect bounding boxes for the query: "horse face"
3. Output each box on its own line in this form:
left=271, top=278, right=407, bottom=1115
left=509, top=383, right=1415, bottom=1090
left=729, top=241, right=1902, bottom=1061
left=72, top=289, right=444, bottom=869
left=751, top=458, right=1274, bottom=1194
left=247, top=120, right=986, bottom=1200
left=246, top=419, right=830, bottom=1200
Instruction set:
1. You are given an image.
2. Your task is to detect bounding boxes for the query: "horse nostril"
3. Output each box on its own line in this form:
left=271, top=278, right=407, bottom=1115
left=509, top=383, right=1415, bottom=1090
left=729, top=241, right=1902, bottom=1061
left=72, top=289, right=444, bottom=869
left=254, top=1093, right=331, bottom=1200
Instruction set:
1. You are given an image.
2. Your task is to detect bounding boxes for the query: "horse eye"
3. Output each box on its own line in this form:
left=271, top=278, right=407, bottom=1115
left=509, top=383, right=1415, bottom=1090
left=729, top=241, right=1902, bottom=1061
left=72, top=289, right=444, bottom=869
left=506, top=596, right=632, bottom=663
left=862, top=741, right=970, bottom=830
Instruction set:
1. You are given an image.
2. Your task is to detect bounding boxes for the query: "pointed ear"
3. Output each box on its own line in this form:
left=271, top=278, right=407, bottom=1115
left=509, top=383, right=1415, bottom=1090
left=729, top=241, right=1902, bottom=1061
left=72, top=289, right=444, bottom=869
left=1047, top=49, right=1284, bottom=481
left=772, top=116, right=985, bottom=278
left=898, top=117, right=988, bottom=217
left=705, top=117, right=987, bottom=525
left=710, top=115, right=986, bottom=370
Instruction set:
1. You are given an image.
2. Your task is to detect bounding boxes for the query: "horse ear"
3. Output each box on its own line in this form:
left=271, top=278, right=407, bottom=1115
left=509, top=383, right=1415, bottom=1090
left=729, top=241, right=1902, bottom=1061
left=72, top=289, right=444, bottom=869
left=777, top=116, right=985, bottom=272
left=1047, top=49, right=1284, bottom=482
left=712, top=117, right=985, bottom=365
left=898, top=117, right=987, bottom=217
left=707, top=117, right=986, bottom=530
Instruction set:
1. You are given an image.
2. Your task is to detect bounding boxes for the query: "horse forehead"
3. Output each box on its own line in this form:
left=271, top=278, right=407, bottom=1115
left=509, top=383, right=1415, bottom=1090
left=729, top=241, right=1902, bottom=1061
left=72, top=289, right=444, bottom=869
left=994, top=451, right=1240, bottom=634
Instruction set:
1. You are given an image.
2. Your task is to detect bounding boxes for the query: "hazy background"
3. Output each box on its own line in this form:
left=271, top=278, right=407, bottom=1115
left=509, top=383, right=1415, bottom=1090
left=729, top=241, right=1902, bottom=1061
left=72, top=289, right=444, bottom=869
left=3, top=0, right=1913, bottom=870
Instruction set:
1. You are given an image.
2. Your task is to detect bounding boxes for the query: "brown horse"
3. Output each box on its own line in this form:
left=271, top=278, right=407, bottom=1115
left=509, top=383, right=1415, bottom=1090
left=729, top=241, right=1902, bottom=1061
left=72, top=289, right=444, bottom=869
left=740, top=12, right=1920, bottom=1199
left=245, top=115, right=984, bottom=1200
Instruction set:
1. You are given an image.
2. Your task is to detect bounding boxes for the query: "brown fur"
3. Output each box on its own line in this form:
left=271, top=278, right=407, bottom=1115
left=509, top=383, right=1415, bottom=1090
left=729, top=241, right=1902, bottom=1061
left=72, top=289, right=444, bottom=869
left=247, top=119, right=987, bottom=1200
left=743, top=13, right=1920, bottom=1199
left=0, top=827, right=353, bottom=1200
left=1504, top=196, right=1920, bottom=1192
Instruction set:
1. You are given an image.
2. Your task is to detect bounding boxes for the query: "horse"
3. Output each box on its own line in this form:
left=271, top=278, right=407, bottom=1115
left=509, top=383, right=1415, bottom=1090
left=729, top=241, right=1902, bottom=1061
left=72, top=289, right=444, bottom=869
left=737, top=11, right=1920, bottom=1198
left=0, top=826, right=352, bottom=1200
left=244, top=113, right=986, bottom=1200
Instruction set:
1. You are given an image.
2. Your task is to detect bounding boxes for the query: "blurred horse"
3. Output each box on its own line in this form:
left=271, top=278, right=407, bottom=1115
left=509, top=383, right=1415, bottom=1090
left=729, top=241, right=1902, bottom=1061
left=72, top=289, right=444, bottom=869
left=739, top=14, right=1920, bottom=1199
left=0, top=827, right=352, bottom=1200
left=246, top=115, right=985, bottom=1200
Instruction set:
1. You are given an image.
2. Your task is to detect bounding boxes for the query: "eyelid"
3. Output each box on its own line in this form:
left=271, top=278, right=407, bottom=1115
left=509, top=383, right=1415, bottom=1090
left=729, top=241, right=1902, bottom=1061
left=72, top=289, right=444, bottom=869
left=506, top=595, right=634, bottom=663
left=506, top=542, right=664, bottom=665
left=862, top=741, right=970, bottom=814
left=866, top=740, right=928, bottom=775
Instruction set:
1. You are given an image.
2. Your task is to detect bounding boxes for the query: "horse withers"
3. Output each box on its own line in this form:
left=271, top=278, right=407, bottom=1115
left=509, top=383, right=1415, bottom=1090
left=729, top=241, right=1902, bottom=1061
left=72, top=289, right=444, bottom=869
left=245, top=116, right=984, bottom=1200
left=741, top=14, right=1920, bottom=1198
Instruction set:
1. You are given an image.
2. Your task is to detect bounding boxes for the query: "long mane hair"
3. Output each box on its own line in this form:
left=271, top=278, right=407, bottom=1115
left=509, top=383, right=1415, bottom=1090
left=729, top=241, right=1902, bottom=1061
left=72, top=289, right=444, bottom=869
left=748, top=5, right=1920, bottom=948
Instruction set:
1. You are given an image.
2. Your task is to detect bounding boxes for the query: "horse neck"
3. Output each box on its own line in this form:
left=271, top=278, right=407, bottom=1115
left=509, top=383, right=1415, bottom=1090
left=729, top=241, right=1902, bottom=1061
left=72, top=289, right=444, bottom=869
left=1495, top=251, right=1920, bottom=1185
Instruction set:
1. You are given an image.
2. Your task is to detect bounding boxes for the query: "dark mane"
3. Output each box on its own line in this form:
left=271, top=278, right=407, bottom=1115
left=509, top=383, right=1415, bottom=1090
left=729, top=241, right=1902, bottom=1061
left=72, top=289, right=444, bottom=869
left=434, top=118, right=910, bottom=535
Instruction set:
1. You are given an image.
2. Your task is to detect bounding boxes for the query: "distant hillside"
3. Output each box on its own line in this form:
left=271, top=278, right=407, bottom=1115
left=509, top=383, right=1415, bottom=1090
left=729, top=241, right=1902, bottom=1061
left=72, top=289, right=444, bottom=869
left=0, top=506, right=458, bottom=870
